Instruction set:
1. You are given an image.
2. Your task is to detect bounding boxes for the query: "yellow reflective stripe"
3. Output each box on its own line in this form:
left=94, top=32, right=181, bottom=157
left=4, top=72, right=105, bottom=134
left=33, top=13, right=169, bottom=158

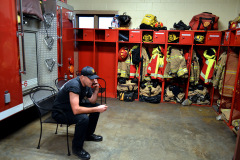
left=144, top=76, right=151, bottom=80
left=200, top=72, right=205, bottom=78
left=205, top=59, right=215, bottom=79
left=223, top=93, right=233, bottom=97
left=171, top=69, right=178, bottom=73
left=204, top=79, right=212, bottom=83
left=164, top=74, right=173, bottom=78
left=154, top=54, right=160, bottom=76
left=226, top=70, right=237, bottom=74
left=157, top=74, right=163, bottom=78
left=151, top=73, right=157, bottom=78
left=177, top=68, right=187, bottom=74
left=224, top=85, right=234, bottom=89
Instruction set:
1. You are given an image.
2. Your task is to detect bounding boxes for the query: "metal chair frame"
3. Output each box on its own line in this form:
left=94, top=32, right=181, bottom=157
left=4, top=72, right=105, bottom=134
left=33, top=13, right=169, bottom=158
left=30, top=86, right=71, bottom=156
left=54, top=77, right=69, bottom=91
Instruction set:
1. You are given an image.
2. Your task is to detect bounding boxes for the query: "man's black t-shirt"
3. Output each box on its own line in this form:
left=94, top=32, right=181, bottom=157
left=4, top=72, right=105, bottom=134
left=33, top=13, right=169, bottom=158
left=53, top=77, right=93, bottom=111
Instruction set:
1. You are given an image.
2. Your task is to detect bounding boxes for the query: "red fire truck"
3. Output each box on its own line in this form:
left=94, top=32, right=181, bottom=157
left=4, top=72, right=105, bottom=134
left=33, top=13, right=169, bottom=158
left=0, top=0, right=75, bottom=121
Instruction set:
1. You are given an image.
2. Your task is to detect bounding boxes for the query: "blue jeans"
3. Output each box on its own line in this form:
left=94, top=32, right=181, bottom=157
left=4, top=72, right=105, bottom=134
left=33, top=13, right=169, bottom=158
left=52, top=103, right=100, bottom=149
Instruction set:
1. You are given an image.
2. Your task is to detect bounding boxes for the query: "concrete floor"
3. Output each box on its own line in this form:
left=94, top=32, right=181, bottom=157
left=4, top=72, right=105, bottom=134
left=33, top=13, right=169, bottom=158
left=0, top=98, right=236, bottom=160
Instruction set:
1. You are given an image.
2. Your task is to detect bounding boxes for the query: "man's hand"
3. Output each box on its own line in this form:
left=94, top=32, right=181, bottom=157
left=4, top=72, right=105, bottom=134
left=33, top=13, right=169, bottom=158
left=97, top=104, right=108, bottom=113
left=92, top=79, right=99, bottom=92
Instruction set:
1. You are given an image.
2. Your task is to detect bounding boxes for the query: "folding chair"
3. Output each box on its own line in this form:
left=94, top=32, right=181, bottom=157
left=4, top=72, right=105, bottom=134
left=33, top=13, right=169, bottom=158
left=30, top=86, right=71, bottom=156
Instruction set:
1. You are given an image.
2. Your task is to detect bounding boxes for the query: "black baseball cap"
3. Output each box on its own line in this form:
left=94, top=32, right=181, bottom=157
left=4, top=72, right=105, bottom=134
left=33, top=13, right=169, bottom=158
left=81, top=66, right=99, bottom=79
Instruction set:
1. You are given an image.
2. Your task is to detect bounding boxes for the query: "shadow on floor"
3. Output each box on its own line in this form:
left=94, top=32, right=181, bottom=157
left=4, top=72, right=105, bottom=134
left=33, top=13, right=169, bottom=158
left=0, top=107, right=39, bottom=139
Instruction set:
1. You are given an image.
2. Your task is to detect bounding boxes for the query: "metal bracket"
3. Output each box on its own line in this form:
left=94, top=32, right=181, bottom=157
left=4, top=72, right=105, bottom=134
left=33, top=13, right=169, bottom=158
left=17, top=32, right=24, bottom=37
left=19, top=69, right=26, bottom=75
left=43, top=13, right=55, bottom=28
left=45, top=58, right=56, bottom=72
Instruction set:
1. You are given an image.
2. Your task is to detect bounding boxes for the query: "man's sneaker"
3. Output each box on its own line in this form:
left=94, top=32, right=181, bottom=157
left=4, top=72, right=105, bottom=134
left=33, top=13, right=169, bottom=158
left=72, top=147, right=90, bottom=160
left=85, top=134, right=103, bottom=142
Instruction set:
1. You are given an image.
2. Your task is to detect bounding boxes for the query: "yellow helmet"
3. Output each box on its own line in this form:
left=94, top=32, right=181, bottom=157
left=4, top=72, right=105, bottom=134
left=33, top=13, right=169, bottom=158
left=142, top=34, right=153, bottom=42
left=168, top=33, right=179, bottom=42
left=194, top=35, right=205, bottom=43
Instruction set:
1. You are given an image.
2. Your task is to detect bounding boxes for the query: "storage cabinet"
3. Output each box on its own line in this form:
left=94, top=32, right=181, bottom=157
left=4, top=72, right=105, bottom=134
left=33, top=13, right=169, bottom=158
left=105, top=30, right=118, bottom=42
left=222, top=31, right=231, bottom=45
left=153, top=31, right=166, bottom=44
left=95, top=29, right=118, bottom=42
left=206, top=32, right=221, bottom=45
left=179, top=31, right=193, bottom=44
left=230, top=29, right=240, bottom=46
left=83, top=29, right=94, bottom=41
left=76, top=29, right=224, bottom=104
left=75, top=29, right=94, bottom=41
left=129, top=30, right=141, bottom=42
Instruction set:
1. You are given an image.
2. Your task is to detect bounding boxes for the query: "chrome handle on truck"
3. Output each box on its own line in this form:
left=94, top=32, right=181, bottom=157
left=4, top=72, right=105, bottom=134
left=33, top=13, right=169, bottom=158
left=58, top=6, right=63, bottom=67
left=18, top=0, right=26, bottom=74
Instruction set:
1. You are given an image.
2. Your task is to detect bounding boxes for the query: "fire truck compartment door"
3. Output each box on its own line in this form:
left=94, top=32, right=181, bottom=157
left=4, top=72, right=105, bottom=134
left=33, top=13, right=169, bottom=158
left=19, top=32, right=38, bottom=92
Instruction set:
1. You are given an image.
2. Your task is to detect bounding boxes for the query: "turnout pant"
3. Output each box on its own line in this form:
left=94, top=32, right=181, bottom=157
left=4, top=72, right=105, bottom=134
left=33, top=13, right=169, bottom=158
left=52, top=103, right=100, bottom=149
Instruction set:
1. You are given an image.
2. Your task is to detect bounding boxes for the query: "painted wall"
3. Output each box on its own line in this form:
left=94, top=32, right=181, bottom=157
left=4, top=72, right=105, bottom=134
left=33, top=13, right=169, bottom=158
left=68, top=0, right=240, bottom=30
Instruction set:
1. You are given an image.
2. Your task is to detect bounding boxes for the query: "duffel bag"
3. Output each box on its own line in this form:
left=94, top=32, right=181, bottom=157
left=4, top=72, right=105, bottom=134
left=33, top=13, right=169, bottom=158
left=119, top=91, right=134, bottom=102
left=189, top=12, right=219, bottom=31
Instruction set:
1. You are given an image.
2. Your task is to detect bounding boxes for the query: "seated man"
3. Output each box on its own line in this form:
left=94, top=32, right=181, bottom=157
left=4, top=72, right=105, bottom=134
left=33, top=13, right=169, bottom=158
left=52, top=66, right=108, bottom=160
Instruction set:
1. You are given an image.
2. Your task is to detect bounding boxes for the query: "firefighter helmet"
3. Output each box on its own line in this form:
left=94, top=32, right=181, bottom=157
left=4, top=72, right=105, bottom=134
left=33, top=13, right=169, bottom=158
left=194, top=35, right=205, bottom=43
left=142, top=34, right=153, bottom=42
left=168, top=33, right=179, bottom=42
left=141, top=14, right=157, bottom=27
left=118, top=47, right=128, bottom=61
left=154, top=21, right=163, bottom=28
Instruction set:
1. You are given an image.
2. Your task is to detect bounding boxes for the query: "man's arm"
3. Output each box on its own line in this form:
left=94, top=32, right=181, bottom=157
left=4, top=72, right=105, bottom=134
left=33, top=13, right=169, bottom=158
left=69, top=92, right=107, bottom=115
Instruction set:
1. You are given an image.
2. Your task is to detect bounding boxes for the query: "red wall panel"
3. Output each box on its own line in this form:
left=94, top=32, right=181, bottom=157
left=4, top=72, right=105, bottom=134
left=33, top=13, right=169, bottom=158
left=95, top=42, right=116, bottom=98
left=78, top=42, right=94, bottom=72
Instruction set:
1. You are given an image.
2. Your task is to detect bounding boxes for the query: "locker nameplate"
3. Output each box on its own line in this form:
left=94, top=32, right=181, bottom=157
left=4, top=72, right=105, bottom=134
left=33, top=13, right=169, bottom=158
left=209, top=35, right=220, bottom=37
left=182, top=34, right=191, bottom=36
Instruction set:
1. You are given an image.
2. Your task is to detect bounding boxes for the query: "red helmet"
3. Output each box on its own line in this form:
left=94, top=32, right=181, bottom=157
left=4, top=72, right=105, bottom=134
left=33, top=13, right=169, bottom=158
left=155, top=21, right=163, bottom=28
left=118, top=47, right=128, bottom=61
